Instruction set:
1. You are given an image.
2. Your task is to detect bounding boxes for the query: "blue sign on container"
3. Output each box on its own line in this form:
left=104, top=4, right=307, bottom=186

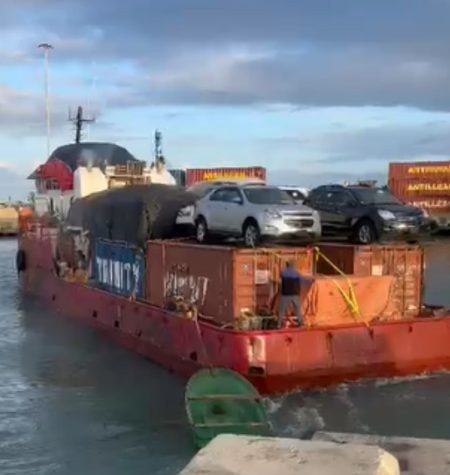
left=93, top=239, right=145, bottom=299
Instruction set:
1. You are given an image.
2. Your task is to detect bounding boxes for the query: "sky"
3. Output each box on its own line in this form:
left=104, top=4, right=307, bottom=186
left=1, top=0, right=450, bottom=199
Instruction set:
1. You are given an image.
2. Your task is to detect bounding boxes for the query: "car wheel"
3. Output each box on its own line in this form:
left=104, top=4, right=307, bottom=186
left=243, top=221, right=261, bottom=248
left=195, top=217, right=208, bottom=243
left=354, top=219, right=377, bottom=244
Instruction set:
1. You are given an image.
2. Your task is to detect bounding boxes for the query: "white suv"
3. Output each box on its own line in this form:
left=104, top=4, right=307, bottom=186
left=194, top=183, right=321, bottom=247
left=176, top=180, right=264, bottom=232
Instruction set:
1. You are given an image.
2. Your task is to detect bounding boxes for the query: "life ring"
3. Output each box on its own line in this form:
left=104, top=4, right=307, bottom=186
left=16, top=249, right=26, bottom=273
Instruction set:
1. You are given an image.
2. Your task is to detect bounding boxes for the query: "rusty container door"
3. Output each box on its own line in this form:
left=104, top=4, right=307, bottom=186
left=316, top=243, right=356, bottom=275
left=146, top=241, right=235, bottom=323
left=317, top=243, right=424, bottom=318
left=232, top=247, right=314, bottom=318
left=353, top=244, right=424, bottom=318
left=185, top=167, right=267, bottom=187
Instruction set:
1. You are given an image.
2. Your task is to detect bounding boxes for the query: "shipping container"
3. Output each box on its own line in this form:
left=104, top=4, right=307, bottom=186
left=388, top=161, right=450, bottom=225
left=316, top=243, right=424, bottom=318
left=168, top=169, right=186, bottom=186
left=146, top=241, right=313, bottom=324
left=389, top=161, right=450, bottom=181
left=185, top=167, right=266, bottom=187
left=388, top=178, right=450, bottom=224
left=93, top=239, right=146, bottom=299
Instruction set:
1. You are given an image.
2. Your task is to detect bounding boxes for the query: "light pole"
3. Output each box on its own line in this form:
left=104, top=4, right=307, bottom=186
left=38, top=43, right=53, bottom=157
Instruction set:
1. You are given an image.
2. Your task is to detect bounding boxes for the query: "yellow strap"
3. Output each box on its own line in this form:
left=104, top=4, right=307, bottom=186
left=313, top=246, right=370, bottom=326
left=256, top=246, right=370, bottom=326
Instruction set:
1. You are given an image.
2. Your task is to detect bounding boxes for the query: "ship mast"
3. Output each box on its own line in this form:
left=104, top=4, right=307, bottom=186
left=154, top=129, right=163, bottom=161
left=68, top=106, right=96, bottom=143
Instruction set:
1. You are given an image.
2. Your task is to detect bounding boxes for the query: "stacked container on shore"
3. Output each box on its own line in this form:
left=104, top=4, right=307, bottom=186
left=185, top=167, right=266, bottom=187
left=388, top=161, right=450, bottom=228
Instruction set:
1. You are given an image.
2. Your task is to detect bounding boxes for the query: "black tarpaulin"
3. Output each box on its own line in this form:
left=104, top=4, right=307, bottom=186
left=66, top=184, right=196, bottom=247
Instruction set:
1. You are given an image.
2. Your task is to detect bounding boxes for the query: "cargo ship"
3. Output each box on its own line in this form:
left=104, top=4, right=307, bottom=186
left=17, top=142, right=450, bottom=395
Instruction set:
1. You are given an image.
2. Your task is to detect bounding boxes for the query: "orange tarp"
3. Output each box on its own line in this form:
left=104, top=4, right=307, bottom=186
left=299, top=275, right=399, bottom=327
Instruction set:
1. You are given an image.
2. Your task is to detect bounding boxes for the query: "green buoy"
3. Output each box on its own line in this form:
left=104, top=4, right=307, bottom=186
left=185, top=368, right=271, bottom=449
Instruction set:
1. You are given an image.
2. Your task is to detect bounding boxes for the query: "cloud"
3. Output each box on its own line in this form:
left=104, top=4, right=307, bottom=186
left=268, top=169, right=387, bottom=189
left=0, top=166, right=32, bottom=200
left=107, top=46, right=450, bottom=110
left=2, top=0, right=450, bottom=111
left=0, top=0, right=449, bottom=186
left=311, top=123, right=450, bottom=162
left=0, top=86, right=63, bottom=137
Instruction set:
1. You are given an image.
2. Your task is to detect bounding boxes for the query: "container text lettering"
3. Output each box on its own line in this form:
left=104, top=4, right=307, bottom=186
left=96, top=257, right=141, bottom=295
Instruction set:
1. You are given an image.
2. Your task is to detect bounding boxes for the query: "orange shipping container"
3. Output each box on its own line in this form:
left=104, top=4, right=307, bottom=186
left=185, top=167, right=266, bottom=187
left=316, top=243, right=424, bottom=318
left=146, top=241, right=313, bottom=324
left=389, top=161, right=450, bottom=180
left=388, top=161, right=450, bottom=218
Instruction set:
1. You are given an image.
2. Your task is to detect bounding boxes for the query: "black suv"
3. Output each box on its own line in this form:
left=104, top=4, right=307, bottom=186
left=305, top=184, right=428, bottom=244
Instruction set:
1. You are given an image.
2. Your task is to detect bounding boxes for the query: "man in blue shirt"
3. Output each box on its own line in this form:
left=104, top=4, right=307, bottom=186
left=279, top=260, right=309, bottom=327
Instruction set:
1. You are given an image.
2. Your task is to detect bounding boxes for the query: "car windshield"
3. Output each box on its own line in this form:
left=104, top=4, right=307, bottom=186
left=352, top=188, right=401, bottom=205
left=244, top=187, right=294, bottom=205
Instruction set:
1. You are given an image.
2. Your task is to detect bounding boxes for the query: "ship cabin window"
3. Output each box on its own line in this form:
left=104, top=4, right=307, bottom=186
left=45, top=179, right=60, bottom=191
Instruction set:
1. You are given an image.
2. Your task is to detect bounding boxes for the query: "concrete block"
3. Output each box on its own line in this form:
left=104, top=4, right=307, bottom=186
left=179, top=434, right=400, bottom=475
left=313, top=432, right=450, bottom=475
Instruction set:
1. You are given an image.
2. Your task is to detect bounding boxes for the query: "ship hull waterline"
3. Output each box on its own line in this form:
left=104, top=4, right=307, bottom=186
left=20, top=264, right=450, bottom=395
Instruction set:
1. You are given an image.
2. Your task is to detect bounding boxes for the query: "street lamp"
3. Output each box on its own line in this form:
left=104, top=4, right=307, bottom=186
left=38, top=43, right=53, bottom=157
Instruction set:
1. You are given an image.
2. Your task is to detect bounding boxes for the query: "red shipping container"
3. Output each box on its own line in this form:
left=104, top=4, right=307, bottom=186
left=185, top=167, right=266, bottom=187
left=389, top=161, right=450, bottom=181
left=146, top=241, right=313, bottom=324
left=389, top=178, right=450, bottom=215
left=316, top=243, right=424, bottom=318
left=388, top=161, right=450, bottom=223
left=389, top=162, right=450, bottom=199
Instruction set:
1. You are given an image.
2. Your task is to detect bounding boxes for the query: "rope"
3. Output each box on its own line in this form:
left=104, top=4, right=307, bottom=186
left=192, top=307, right=214, bottom=373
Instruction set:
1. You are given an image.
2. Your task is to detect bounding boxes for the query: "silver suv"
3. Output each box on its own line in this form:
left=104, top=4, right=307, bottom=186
left=194, top=183, right=321, bottom=247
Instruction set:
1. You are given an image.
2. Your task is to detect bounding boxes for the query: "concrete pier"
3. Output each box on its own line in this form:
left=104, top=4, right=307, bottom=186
left=179, top=434, right=400, bottom=475
left=314, top=431, right=450, bottom=475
